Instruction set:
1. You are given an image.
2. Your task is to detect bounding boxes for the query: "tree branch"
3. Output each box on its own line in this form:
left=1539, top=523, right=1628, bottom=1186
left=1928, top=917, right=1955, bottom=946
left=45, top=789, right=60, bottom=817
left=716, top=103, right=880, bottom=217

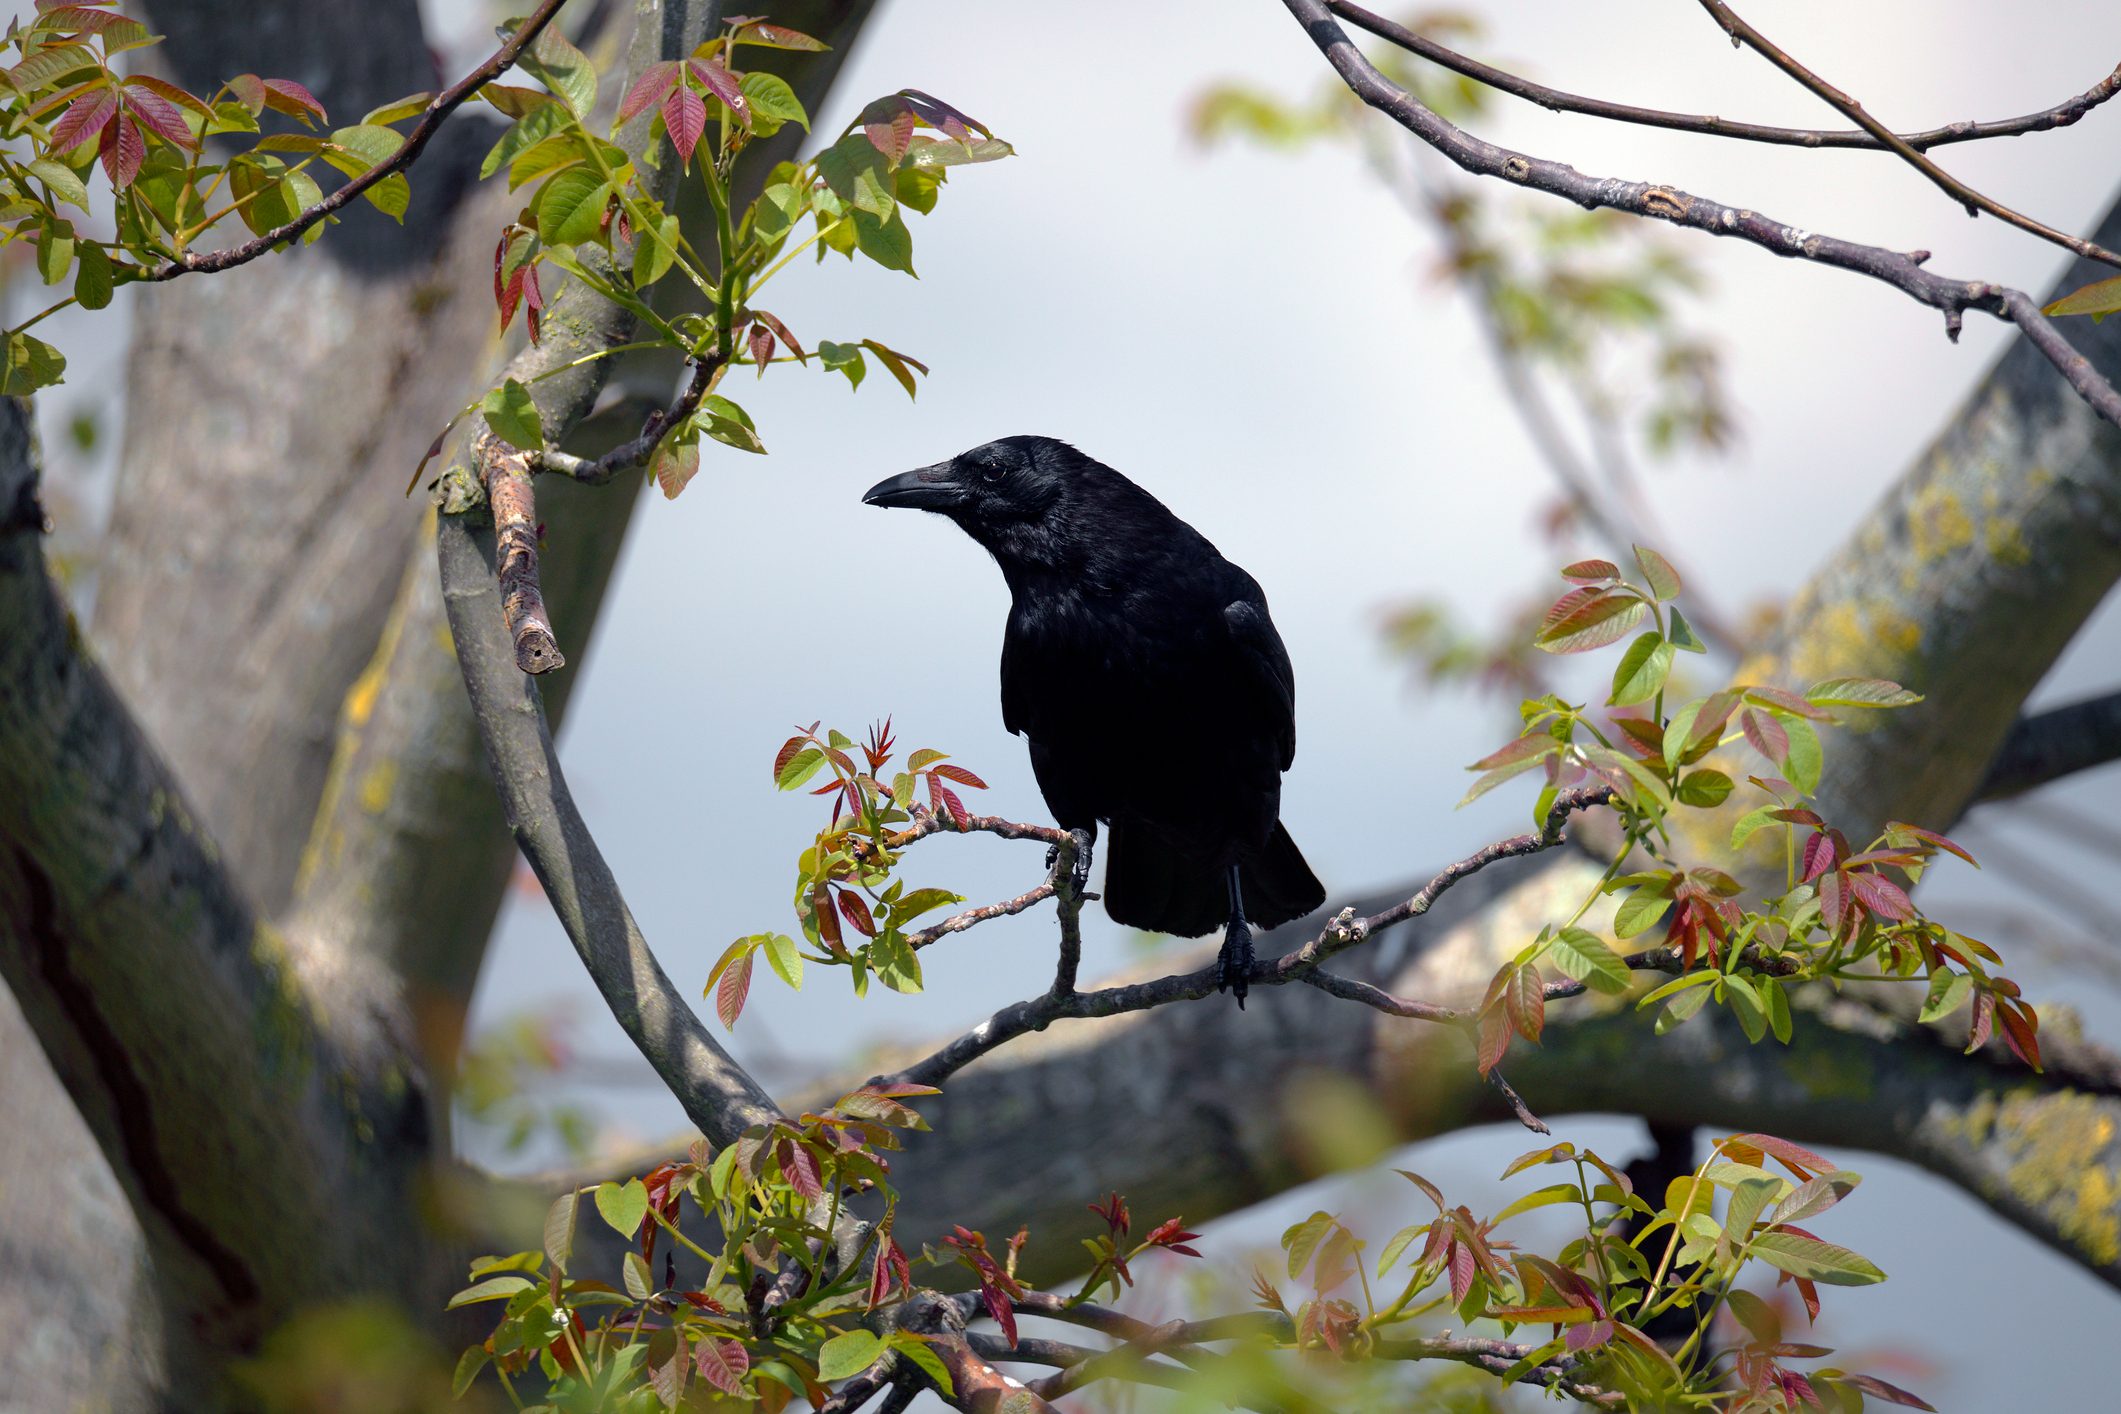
left=1326, top=2, right=2121, bottom=154
left=0, top=400, right=437, bottom=1396
left=145, top=0, right=571, bottom=281
left=887, top=787, right=1610, bottom=1089
left=1697, top=0, right=2121, bottom=271
left=436, top=510, right=782, bottom=1144
left=1279, top=0, right=2121, bottom=430
left=1977, top=689, right=2121, bottom=801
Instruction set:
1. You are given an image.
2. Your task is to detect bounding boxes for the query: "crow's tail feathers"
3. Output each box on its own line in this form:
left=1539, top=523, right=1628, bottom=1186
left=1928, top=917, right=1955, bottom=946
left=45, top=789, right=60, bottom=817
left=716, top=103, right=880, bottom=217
left=1102, top=819, right=1325, bottom=940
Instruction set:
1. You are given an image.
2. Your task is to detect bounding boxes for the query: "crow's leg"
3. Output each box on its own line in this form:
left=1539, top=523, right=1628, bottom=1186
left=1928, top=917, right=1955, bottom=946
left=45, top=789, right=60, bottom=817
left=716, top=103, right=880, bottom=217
left=1217, top=862, right=1253, bottom=1007
left=1045, top=826, right=1096, bottom=895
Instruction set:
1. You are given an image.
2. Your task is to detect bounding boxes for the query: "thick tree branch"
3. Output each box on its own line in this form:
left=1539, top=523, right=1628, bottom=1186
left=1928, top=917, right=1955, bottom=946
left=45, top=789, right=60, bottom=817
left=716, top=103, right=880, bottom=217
left=145, top=0, right=571, bottom=281
left=1327, top=2, right=2121, bottom=154
left=1977, top=689, right=2121, bottom=801
left=1697, top=0, right=2121, bottom=271
left=0, top=400, right=436, bottom=1398
left=1280, top=0, right=2121, bottom=429
left=856, top=851, right=2121, bottom=1300
left=436, top=511, right=781, bottom=1144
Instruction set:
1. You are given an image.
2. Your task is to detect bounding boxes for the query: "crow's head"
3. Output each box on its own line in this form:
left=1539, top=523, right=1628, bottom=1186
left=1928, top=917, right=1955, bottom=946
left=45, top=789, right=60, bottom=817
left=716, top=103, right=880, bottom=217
left=861, top=435, right=1077, bottom=527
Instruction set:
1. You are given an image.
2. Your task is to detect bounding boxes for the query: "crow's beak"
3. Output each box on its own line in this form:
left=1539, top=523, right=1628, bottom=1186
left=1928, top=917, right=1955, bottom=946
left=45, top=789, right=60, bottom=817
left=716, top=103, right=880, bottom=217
left=862, top=463, right=966, bottom=510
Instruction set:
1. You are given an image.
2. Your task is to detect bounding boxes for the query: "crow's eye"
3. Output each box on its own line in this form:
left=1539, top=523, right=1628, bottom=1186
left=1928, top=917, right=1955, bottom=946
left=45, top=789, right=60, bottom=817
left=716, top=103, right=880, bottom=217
left=980, top=460, right=1007, bottom=484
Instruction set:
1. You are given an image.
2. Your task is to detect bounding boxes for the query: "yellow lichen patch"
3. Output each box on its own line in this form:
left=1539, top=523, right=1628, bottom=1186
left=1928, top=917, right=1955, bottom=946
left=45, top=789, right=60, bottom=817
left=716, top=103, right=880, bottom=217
left=1985, top=517, right=2031, bottom=567
left=1905, top=483, right=1974, bottom=569
left=1990, top=1091, right=2121, bottom=1266
left=358, top=759, right=397, bottom=815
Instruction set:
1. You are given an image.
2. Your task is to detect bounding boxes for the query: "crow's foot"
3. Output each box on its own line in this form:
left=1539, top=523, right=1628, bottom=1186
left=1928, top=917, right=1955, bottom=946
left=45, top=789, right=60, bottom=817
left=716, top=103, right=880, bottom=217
left=1217, top=914, right=1254, bottom=1008
left=1046, top=827, right=1096, bottom=896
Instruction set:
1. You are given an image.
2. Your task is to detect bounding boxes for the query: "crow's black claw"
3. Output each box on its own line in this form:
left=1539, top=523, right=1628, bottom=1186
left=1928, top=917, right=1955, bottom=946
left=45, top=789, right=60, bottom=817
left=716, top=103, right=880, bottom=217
left=1049, top=827, right=1096, bottom=895
left=1217, top=915, right=1254, bottom=1007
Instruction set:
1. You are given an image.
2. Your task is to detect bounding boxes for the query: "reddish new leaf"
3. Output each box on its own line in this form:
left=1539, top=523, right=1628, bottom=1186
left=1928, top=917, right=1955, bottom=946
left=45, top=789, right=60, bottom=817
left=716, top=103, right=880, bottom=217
left=715, top=948, right=754, bottom=1029
left=748, top=321, right=776, bottom=376
left=777, top=1138, right=824, bottom=1200
left=98, top=111, right=143, bottom=188
left=1800, top=831, right=1837, bottom=884
left=1560, top=558, right=1621, bottom=584
left=122, top=86, right=196, bottom=148
left=1474, top=999, right=1511, bottom=1076
left=1727, top=1133, right=1831, bottom=1182
left=1841, top=1374, right=1937, bottom=1411
left=1742, top=708, right=1789, bottom=763
left=661, top=81, right=706, bottom=165
left=47, top=84, right=117, bottom=153
left=261, top=77, right=327, bottom=125
left=1997, top=1000, right=2043, bottom=1070
left=865, top=108, right=915, bottom=163
left=1505, top=963, right=1544, bottom=1043
left=929, top=762, right=987, bottom=789
left=694, top=1338, right=749, bottom=1397
left=1848, top=871, right=1915, bottom=922
left=836, top=888, right=876, bottom=938
left=617, top=60, right=679, bottom=123
left=686, top=58, right=749, bottom=126
left=753, top=309, right=806, bottom=361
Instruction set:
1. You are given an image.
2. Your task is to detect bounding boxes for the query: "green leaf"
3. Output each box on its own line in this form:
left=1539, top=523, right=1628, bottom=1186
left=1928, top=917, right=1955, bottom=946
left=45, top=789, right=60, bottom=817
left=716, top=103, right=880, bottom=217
left=1781, top=715, right=1823, bottom=794
left=1676, top=768, right=1733, bottom=808
left=887, top=886, right=961, bottom=923
left=1492, top=1183, right=1582, bottom=1224
left=816, top=132, right=893, bottom=218
left=72, top=241, right=113, bottom=310
left=1613, top=887, right=1670, bottom=940
left=595, top=1177, right=649, bottom=1238
left=1730, top=804, right=1779, bottom=851
left=816, top=1329, right=884, bottom=1382
left=1282, top=1210, right=1335, bottom=1279
left=870, top=927, right=924, bottom=993
left=480, top=103, right=569, bottom=180
left=1633, top=545, right=1682, bottom=601
left=739, top=71, right=808, bottom=135
left=1918, top=970, right=1971, bottom=1023
left=323, top=124, right=409, bottom=219
left=905, top=135, right=1014, bottom=168
left=2043, top=273, right=2121, bottom=321
left=37, top=218, right=75, bottom=286
left=696, top=394, right=766, bottom=454
left=763, top=933, right=803, bottom=989
left=1806, top=677, right=1923, bottom=710
left=633, top=209, right=679, bottom=287
left=622, top=1250, right=653, bottom=1301
left=886, top=1333, right=954, bottom=1397
left=816, top=340, right=865, bottom=390
left=1749, top=1232, right=1886, bottom=1285
left=1723, top=1174, right=1782, bottom=1240
left=776, top=747, right=825, bottom=790
left=1608, top=632, right=1674, bottom=707
left=481, top=377, right=543, bottom=451
left=536, top=167, right=611, bottom=247
left=544, top=1191, right=578, bottom=1273
left=446, top=1274, right=535, bottom=1308
left=1667, top=605, right=1707, bottom=653
left=1769, top=1171, right=1860, bottom=1227
left=363, top=91, right=434, bottom=126
left=1549, top=927, right=1631, bottom=994
left=1722, top=973, right=1767, bottom=1043
left=852, top=207, right=915, bottom=275
left=0, top=331, right=66, bottom=395
left=452, top=1346, right=490, bottom=1397
left=28, top=158, right=89, bottom=210
left=520, top=22, right=598, bottom=119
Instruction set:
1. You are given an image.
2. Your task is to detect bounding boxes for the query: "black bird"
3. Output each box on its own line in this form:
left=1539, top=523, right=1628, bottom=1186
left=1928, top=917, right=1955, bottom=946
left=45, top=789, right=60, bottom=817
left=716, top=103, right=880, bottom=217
left=862, top=436, right=1324, bottom=1003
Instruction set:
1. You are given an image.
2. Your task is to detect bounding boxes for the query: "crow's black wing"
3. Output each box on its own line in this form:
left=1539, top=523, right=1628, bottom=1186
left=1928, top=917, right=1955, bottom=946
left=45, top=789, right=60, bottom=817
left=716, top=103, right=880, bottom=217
left=1222, top=591, right=1297, bottom=771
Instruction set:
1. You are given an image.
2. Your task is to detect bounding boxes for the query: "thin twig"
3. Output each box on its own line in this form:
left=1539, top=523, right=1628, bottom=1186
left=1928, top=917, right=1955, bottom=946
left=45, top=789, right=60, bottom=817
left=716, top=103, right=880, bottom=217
left=1328, top=2, right=2121, bottom=154
left=533, top=352, right=728, bottom=485
left=1279, top=0, right=2121, bottom=430
left=147, top=0, right=571, bottom=281
left=1697, top=0, right=2121, bottom=271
